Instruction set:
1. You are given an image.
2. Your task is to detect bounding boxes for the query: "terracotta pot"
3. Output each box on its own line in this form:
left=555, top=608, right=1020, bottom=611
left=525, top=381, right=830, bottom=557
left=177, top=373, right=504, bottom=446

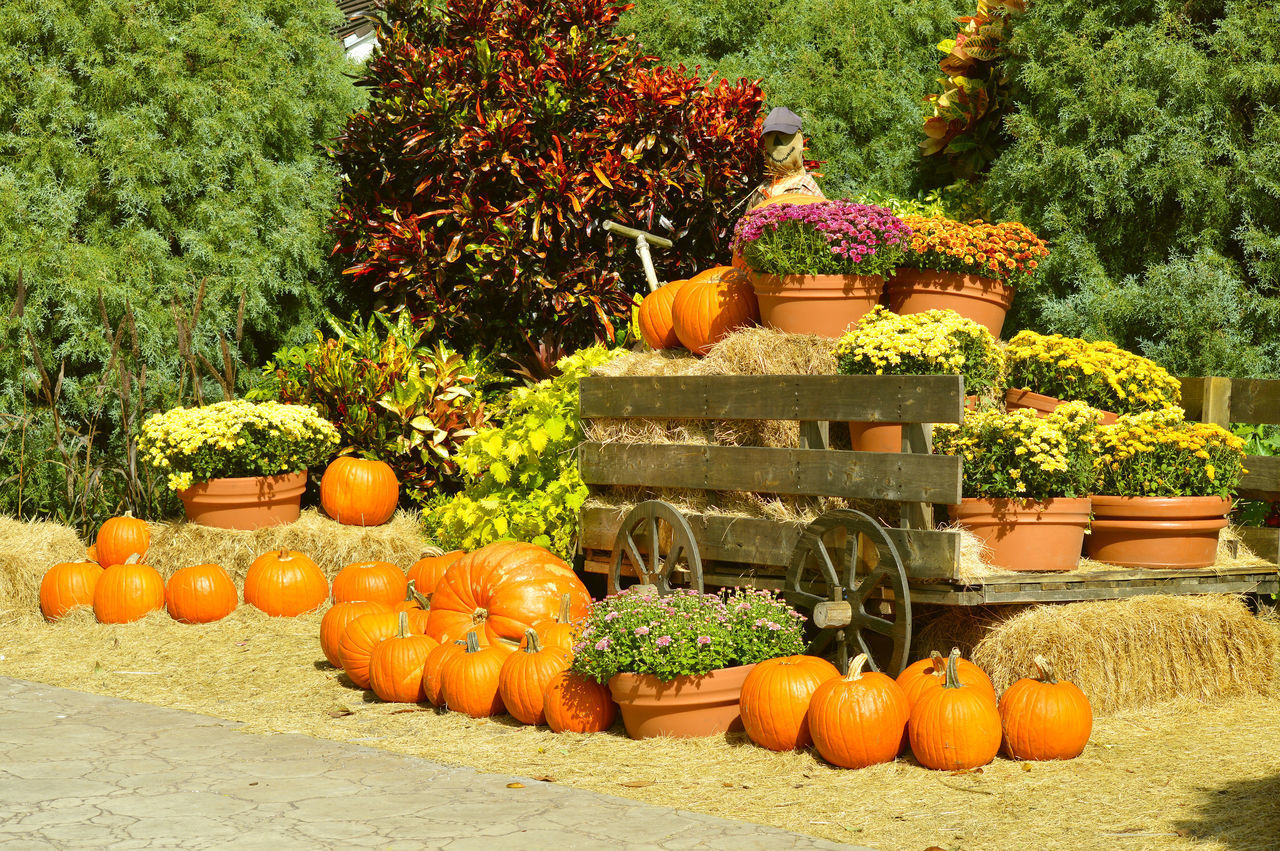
left=948, top=497, right=1091, bottom=572
left=749, top=272, right=883, bottom=338
left=1004, top=389, right=1119, bottom=425
left=608, top=664, right=756, bottom=739
left=1086, top=496, right=1230, bottom=569
left=847, top=421, right=901, bottom=453
left=179, top=472, right=307, bottom=530
left=886, top=269, right=1013, bottom=338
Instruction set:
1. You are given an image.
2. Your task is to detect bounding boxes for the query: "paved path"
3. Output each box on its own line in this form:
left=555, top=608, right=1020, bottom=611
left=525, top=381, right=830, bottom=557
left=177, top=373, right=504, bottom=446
left=0, top=678, right=862, bottom=850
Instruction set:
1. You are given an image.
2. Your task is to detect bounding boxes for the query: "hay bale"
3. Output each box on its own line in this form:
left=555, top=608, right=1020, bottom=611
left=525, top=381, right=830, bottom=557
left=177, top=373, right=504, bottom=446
left=0, top=517, right=88, bottom=616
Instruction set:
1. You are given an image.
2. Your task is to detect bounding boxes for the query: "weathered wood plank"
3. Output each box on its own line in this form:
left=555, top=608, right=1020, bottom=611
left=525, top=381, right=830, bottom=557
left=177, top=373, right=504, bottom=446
left=578, top=375, right=965, bottom=423
left=1239, top=454, right=1280, bottom=496
left=968, top=562, right=1276, bottom=586
left=579, top=443, right=962, bottom=504
left=1222, top=379, right=1280, bottom=426
left=798, top=421, right=830, bottom=450
left=1180, top=377, right=1205, bottom=421
left=899, top=422, right=934, bottom=531
left=1201, top=377, right=1233, bottom=428
left=1238, top=527, right=1280, bottom=564
left=974, top=574, right=1278, bottom=604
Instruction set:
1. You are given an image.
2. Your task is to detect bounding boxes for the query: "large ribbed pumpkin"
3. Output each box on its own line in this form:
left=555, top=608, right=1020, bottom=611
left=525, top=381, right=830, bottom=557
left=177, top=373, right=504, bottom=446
left=440, top=631, right=512, bottom=718
left=369, top=612, right=440, bottom=703
left=499, top=629, right=572, bottom=725
left=421, top=639, right=467, bottom=706
left=909, top=650, right=1002, bottom=770
left=671, top=267, right=759, bottom=356
left=93, top=557, right=166, bottom=624
left=425, top=542, right=591, bottom=648
left=808, top=654, right=910, bottom=769
left=543, top=671, right=617, bottom=733
left=320, top=600, right=391, bottom=667
left=406, top=550, right=464, bottom=600
left=40, top=562, right=104, bottom=621
left=338, top=610, right=405, bottom=690
left=739, top=655, right=840, bottom=751
left=165, top=564, right=238, bottom=624
left=320, top=456, right=399, bottom=526
left=243, top=550, right=328, bottom=617
left=637, top=280, right=687, bottom=350
left=998, top=655, right=1092, bottom=761
left=331, top=560, right=407, bottom=606
left=95, top=513, right=151, bottom=567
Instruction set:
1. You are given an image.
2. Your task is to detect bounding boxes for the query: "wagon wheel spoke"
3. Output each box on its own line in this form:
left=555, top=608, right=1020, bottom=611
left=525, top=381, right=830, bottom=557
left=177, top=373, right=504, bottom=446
left=859, top=611, right=900, bottom=637
left=622, top=532, right=647, bottom=578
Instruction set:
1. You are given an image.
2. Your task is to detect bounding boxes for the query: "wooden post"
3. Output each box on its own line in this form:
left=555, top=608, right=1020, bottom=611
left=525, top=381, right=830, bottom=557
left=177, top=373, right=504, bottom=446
left=798, top=421, right=829, bottom=450
left=1202, top=377, right=1233, bottom=428
left=900, top=422, right=934, bottom=530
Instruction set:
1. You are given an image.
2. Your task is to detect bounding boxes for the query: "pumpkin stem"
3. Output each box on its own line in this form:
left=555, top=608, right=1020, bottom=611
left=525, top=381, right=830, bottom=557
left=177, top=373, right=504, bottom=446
left=1032, top=654, right=1058, bottom=684
left=397, top=611, right=409, bottom=639
left=556, top=592, right=571, bottom=624
left=942, top=648, right=963, bottom=690
left=277, top=549, right=292, bottom=561
left=464, top=630, right=481, bottom=653
left=522, top=628, right=542, bottom=654
left=929, top=649, right=944, bottom=674
left=845, top=653, right=870, bottom=681
left=405, top=580, right=431, bottom=610
left=124, top=553, right=141, bottom=565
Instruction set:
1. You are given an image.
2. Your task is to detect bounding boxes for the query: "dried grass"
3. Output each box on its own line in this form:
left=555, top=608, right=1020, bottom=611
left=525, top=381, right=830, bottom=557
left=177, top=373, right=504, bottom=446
left=0, top=517, right=88, bottom=615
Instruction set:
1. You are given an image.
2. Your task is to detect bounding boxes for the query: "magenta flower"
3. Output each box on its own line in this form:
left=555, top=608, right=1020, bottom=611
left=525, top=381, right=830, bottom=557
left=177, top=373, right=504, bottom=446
left=634, top=626, right=650, bottom=636
left=696, top=636, right=711, bottom=646
left=656, top=635, right=672, bottom=647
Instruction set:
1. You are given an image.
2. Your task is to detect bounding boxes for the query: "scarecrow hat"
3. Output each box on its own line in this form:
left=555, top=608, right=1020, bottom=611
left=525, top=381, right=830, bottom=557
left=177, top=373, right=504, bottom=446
left=761, top=107, right=802, bottom=135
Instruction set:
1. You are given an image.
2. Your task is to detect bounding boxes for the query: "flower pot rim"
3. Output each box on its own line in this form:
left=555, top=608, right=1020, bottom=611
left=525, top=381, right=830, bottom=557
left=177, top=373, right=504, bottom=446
left=1090, top=494, right=1233, bottom=506
left=953, top=496, right=1092, bottom=509
left=181, top=470, right=307, bottom=490
left=890, top=267, right=1010, bottom=288
left=608, top=662, right=758, bottom=688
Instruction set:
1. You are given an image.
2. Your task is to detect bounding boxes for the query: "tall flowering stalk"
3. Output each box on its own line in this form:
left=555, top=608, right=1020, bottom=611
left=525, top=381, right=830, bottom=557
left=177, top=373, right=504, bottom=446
left=732, top=201, right=912, bottom=278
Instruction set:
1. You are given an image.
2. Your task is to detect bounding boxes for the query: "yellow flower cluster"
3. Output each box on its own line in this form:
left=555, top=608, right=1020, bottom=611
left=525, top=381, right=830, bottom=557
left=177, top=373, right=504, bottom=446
left=1005, top=331, right=1181, bottom=414
left=1095, top=408, right=1246, bottom=496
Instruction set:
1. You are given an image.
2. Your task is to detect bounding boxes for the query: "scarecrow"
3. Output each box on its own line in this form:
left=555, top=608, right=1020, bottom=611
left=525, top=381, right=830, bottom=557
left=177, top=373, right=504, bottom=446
left=743, top=106, right=825, bottom=209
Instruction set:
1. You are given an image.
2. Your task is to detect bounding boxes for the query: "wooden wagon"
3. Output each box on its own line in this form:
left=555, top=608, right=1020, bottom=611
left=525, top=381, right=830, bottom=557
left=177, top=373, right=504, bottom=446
left=576, top=373, right=1280, bottom=675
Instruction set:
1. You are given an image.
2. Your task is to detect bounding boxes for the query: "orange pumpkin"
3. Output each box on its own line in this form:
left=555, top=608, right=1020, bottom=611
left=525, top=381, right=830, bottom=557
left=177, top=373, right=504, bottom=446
left=320, top=600, right=391, bottom=667
left=393, top=580, right=432, bottom=634
left=808, top=653, right=910, bottom=769
left=440, top=631, right=512, bottom=718
left=425, top=541, right=591, bottom=648
left=95, top=512, right=150, bottom=567
left=406, top=550, right=464, bottom=600
left=637, top=280, right=688, bottom=350
left=369, top=612, right=440, bottom=703
left=750, top=192, right=827, bottom=211
left=998, top=655, right=1092, bottom=761
left=40, top=561, right=104, bottom=621
left=93, top=557, right=165, bottom=624
left=543, top=671, right=617, bottom=733
left=85, top=544, right=99, bottom=564
left=671, top=266, right=759, bottom=356
left=518, top=592, right=578, bottom=655
left=897, top=649, right=996, bottom=711
left=739, top=655, right=840, bottom=751
left=331, top=560, right=407, bottom=606
left=421, top=639, right=467, bottom=706
left=909, top=650, right=1003, bottom=770
left=320, top=456, right=399, bottom=526
left=338, top=610, right=406, bottom=690
left=165, top=563, right=238, bottom=624
left=243, top=550, right=329, bottom=617
left=499, top=629, right=572, bottom=725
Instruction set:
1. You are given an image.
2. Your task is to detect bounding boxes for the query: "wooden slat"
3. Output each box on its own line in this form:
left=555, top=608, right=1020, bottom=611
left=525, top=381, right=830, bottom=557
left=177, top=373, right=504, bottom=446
left=1224, top=379, right=1280, bottom=426
left=578, top=375, right=964, bottom=424
left=798, top=421, right=829, bottom=450
left=579, top=443, right=962, bottom=504
left=1180, top=377, right=1205, bottom=421
left=1238, top=527, right=1280, bottom=564
left=908, top=571, right=1278, bottom=605
left=971, top=562, right=1276, bottom=586
left=1239, top=454, right=1280, bottom=496
left=1201, top=377, right=1233, bottom=428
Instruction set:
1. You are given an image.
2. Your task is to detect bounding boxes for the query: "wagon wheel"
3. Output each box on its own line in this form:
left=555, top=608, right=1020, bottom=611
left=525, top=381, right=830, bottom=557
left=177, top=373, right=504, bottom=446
left=784, top=509, right=911, bottom=676
left=609, top=500, right=704, bottom=596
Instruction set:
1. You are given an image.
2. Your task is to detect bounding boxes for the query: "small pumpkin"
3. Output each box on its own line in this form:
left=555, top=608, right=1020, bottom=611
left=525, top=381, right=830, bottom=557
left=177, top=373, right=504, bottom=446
left=331, top=560, right=407, bottom=606
left=339, top=610, right=406, bottom=690
left=369, top=612, right=440, bottom=703
left=393, top=580, right=432, bottom=634
left=998, top=655, right=1092, bottom=761
left=40, top=561, right=104, bottom=622
left=243, top=549, right=329, bottom=617
left=499, top=629, right=572, bottom=725
left=320, top=600, right=391, bottom=667
left=320, top=456, right=399, bottom=526
left=909, top=649, right=1003, bottom=770
left=637, top=280, right=688, bottom=350
left=518, top=592, right=578, bottom=655
left=405, top=550, right=464, bottom=601
left=671, top=266, right=759, bottom=356
left=440, top=630, right=512, bottom=718
left=165, top=563, right=238, bottom=624
left=85, top=544, right=99, bottom=564
left=421, top=638, right=467, bottom=706
left=897, top=648, right=996, bottom=711
left=739, top=654, right=840, bottom=752
left=543, top=671, right=617, bottom=734
left=93, top=555, right=165, bottom=624
left=749, top=192, right=826, bottom=211
left=95, top=512, right=150, bottom=567
left=808, top=653, right=910, bottom=769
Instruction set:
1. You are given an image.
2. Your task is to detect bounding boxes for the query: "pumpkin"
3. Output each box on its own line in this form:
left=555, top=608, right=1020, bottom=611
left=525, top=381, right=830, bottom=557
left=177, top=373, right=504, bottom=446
left=518, top=592, right=578, bottom=655
left=393, top=580, right=432, bottom=634
left=165, top=563, right=238, bottom=624
left=320, top=600, right=391, bottom=667
left=808, top=653, right=910, bottom=769
left=421, top=639, right=467, bottom=706
left=909, top=649, right=1003, bottom=770
left=637, top=280, right=688, bottom=350
left=369, top=612, right=440, bottom=703
left=739, top=655, right=840, bottom=751
left=671, top=266, right=759, bottom=356
left=320, top=456, right=399, bottom=526
left=440, top=631, right=512, bottom=718
left=425, top=541, right=591, bottom=648
left=749, top=192, right=826, bottom=211
left=243, top=549, right=329, bottom=617
left=897, top=649, right=996, bottom=711
left=85, top=544, right=99, bottom=564
left=499, top=629, right=572, bottom=725
left=95, top=512, right=150, bottom=567
left=93, top=556, right=165, bottom=624
left=543, top=671, right=617, bottom=734
left=405, top=550, right=464, bottom=600
left=331, top=560, right=407, bottom=606
left=999, top=655, right=1092, bottom=761
left=339, top=610, right=406, bottom=690
left=40, top=561, right=104, bottom=621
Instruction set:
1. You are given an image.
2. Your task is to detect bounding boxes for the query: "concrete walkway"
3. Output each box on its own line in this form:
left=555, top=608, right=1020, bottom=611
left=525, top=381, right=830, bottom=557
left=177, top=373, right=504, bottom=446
left=0, top=677, right=862, bottom=850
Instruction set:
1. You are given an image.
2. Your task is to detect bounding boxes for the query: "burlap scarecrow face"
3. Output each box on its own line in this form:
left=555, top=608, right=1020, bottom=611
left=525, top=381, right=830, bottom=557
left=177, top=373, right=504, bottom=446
left=763, top=130, right=804, bottom=174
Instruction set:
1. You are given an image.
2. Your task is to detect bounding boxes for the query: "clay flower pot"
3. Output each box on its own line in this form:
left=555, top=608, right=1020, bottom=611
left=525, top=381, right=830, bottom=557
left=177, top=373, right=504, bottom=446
left=847, top=422, right=901, bottom=453
left=608, top=664, right=756, bottom=739
left=949, top=497, right=1092, bottom=573
left=886, top=269, right=1013, bottom=338
left=1086, top=496, right=1230, bottom=569
left=1005, top=389, right=1119, bottom=425
left=749, top=272, right=883, bottom=338
left=179, top=472, right=307, bottom=530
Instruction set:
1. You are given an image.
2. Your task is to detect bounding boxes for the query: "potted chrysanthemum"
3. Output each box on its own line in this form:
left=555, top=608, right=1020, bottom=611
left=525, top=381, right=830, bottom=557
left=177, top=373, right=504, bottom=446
left=731, top=200, right=911, bottom=337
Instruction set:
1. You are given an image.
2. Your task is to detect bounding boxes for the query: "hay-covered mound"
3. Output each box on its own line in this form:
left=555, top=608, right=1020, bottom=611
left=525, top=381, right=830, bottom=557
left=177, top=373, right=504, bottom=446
left=0, top=517, right=91, bottom=616
left=913, top=595, right=1280, bottom=713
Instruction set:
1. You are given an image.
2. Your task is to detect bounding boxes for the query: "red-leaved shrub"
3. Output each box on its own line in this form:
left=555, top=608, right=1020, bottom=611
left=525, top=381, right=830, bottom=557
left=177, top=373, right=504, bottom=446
left=331, top=0, right=764, bottom=371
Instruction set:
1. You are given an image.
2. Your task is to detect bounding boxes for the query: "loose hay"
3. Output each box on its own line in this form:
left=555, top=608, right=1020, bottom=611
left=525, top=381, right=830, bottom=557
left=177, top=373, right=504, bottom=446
left=0, top=517, right=89, bottom=616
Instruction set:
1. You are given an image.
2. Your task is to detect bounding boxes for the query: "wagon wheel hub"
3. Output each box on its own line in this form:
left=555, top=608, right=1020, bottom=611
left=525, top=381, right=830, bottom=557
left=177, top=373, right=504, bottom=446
left=609, top=500, right=704, bottom=596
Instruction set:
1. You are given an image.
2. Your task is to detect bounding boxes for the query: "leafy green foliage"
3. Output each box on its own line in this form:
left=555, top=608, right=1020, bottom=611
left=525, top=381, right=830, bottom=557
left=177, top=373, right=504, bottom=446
left=425, top=346, right=624, bottom=557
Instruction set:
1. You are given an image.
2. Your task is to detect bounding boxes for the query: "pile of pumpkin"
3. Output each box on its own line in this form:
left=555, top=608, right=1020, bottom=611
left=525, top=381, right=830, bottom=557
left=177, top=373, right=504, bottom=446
left=740, top=648, right=1092, bottom=769
left=637, top=265, right=759, bottom=356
